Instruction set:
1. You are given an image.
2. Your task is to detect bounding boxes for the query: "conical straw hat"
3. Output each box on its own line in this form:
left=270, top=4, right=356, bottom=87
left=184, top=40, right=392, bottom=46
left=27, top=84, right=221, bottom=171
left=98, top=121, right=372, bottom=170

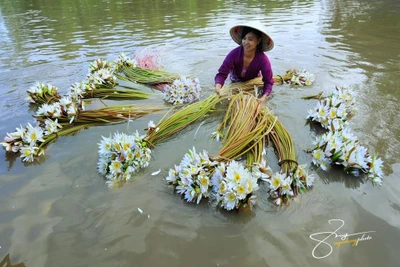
left=229, top=22, right=274, bottom=52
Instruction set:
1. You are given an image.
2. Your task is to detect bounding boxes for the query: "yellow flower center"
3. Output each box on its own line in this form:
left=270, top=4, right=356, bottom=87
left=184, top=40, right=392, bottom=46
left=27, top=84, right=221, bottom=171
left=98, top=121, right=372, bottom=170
left=219, top=183, right=225, bottom=193
left=123, top=143, right=131, bottom=151
left=227, top=193, right=236, bottom=202
left=272, top=177, right=281, bottom=188
left=283, top=183, right=290, bottom=190
left=200, top=177, right=208, bottom=186
left=237, top=185, right=245, bottom=195
left=115, top=143, right=121, bottom=151
left=233, top=172, right=241, bottom=183
left=315, top=151, right=322, bottom=160
left=30, top=132, right=37, bottom=140
left=112, top=161, right=121, bottom=170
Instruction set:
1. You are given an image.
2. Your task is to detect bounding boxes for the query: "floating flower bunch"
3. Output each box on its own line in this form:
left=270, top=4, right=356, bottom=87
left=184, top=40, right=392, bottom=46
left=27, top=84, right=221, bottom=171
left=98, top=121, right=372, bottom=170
left=88, top=58, right=115, bottom=74
left=271, top=69, right=316, bottom=86
left=310, top=119, right=383, bottom=185
left=97, top=131, right=152, bottom=185
left=211, top=160, right=260, bottom=210
left=162, top=76, right=201, bottom=105
left=289, top=69, right=315, bottom=86
left=69, top=60, right=148, bottom=100
left=87, top=58, right=118, bottom=88
left=166, top=147, right=217, bottom=204
left=307, top=86, right=356, bottom=129
left=35, top=96, right=81, bottom=124
left=0, top=119, right=62, bottom=162
left=265, top=164, right=315, bottom=205
left=114, top=53, right=137, bottom=71
left=166, top=146, right=264, bottom=211
left=25, top=82, right=61, bottom=105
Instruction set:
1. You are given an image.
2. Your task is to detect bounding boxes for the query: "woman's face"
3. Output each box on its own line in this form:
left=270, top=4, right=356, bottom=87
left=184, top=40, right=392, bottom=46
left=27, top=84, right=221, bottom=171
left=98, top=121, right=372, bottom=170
left=242, top=31, right=260, bottom=52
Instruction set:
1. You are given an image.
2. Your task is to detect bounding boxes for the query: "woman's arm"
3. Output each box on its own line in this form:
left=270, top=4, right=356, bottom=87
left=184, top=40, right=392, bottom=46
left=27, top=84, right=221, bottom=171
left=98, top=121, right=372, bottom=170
left=214, top=48, right=238, bottom=92
left=260, top=55, right=274, bottom=96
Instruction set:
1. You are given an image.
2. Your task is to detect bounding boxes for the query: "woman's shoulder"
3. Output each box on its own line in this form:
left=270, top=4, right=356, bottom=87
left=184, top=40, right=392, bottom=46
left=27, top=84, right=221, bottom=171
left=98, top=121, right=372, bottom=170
left=224, top=46, right=242, bottom=62
left=256, top=49, right=271, bottom=62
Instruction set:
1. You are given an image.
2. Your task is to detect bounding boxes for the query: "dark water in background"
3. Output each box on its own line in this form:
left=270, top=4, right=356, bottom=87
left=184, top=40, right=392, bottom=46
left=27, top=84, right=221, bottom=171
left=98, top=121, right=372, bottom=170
left=0, top=0, right=399, bottom=266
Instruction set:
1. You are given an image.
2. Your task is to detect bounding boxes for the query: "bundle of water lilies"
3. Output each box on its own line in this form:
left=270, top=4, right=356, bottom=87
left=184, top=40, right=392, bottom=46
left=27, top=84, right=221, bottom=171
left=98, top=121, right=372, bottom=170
left=162, top=76, right=201, bottom=105
left=0, top=119, right=90, bottom=162
left=273, top=69, right=315, bottom=86
left=267, top=164, right=315, bottom=205
left=97, top=131, right=151, bottom=187
left=307, top=85, right=356, bottom=129
left=34, top=94, right=159, bottom=125
left=310, top=118, right=383, bottom=186
left=25, top=82, right=62, bottom=105
left=69, top=56, right=149, bottom=101
left=166, top=147, right=260, bottom=210
left=3, top=94, right=161, bottom=162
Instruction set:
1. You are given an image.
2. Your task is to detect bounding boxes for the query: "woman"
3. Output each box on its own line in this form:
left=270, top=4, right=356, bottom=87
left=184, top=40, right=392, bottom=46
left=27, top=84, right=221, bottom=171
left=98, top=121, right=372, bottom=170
left=214, top=23, right=274, bottom=104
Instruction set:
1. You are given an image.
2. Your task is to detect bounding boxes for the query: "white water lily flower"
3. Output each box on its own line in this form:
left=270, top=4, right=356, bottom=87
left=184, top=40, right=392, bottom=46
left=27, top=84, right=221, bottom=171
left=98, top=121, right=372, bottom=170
left=235, top=181, right=248, bottom=200
left=166, top=167, right=178, bottom=183
left=198, top=175, right=209, bottom=194
left=184, top=187, right=196, bottom=202
left=44, top=119, right=62, bottom=135
left=246, top=175, right=259, bottom=193
left=109, top=160, right=123, bottom=174
left=148, top=120, right=156, bottom=129
left=269, top=172, right=286, bottom=191
left=20, top=145, right=38, bottom=162
left=312, top=149, right=325, bottom=166
left=97, top=157, right=109, bottom=175
left=226, top=160, right=250, bottom=187
left=281, top=177, right=294, bottom=196
left=317, top=101, right=329, bottom=118
left=294, top=164, right=307, bottom=178
left=25, top=124, right=44, bottom=145
left=320, top=158, right=332, bottom=171
left=222, top=190, right=238, bottom=210
left=59, top=97, right=73, bottom=109
left=368, top=154, right=384, bottom=179
left=162, top=76, right=201, bottom=105
left=98, top=136, right=113, bottom=155
left=305, top=172, right=315, bottom=187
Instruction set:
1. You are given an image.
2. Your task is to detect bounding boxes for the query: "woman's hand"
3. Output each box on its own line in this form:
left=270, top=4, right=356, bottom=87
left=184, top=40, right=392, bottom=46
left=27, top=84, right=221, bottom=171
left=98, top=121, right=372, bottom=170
left=257, top=94, right=268, bottom=105
left=215, top=84, right=222, bottom=95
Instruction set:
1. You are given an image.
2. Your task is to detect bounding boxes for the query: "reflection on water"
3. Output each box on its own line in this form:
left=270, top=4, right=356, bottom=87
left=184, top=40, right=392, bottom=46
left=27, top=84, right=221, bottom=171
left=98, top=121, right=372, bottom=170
left=0, top=254, right=25, bottom=267
left=0, top=0, right=399, bottom=266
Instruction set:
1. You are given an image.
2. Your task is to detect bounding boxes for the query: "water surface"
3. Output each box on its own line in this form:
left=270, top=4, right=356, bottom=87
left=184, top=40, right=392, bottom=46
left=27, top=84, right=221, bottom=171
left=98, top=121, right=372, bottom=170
left=0, top=0, right=399, bottom=266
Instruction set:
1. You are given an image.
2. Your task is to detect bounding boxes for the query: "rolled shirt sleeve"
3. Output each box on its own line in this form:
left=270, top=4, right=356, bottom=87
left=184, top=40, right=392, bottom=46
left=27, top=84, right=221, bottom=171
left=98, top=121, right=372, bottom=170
left=260, top=55, right=274, bottom=96
left=214, top=48, right=238, bottom=87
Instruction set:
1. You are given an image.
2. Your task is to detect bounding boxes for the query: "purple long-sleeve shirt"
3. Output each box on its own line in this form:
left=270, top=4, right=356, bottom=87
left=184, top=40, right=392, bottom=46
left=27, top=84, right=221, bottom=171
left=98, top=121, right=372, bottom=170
left=214, top=46, right=274, bottom=96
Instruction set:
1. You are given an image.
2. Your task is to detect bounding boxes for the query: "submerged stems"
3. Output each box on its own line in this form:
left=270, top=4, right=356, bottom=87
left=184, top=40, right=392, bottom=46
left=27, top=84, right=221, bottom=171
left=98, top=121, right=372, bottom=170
left=145, top=94, right=229, bottom=147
